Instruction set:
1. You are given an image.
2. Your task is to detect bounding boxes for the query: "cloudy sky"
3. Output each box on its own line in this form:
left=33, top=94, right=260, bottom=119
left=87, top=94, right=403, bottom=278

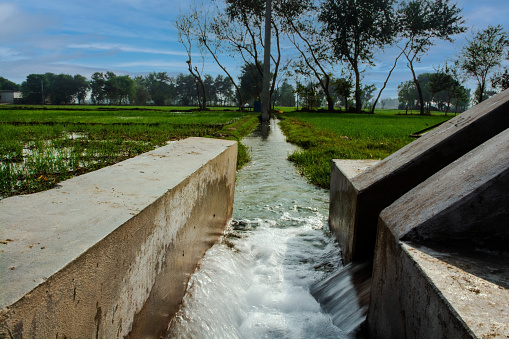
left=1, top=0, right=508, bottom=99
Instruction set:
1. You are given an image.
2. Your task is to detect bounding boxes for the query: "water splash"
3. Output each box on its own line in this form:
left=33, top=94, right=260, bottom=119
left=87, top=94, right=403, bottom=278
left=166, top=120, right=367, bottom=338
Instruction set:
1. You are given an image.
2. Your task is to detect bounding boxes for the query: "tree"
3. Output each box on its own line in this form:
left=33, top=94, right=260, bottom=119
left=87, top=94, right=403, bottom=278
left=145, top=72, right=174, bottom=105
left=472, top=87, right=496, bottom=105
left=90, top=72, right=107, bottom=104
left=427, top=65, right=464, bottom=114
left=104, top=72, right=121, bottom=104
left=333, top=76, right=353, bottom=111
left=214, top=0, right=288, bottom=106
left=371, top=49, right=405, bottom=113
left=450, top=84, right=470, bottom=113
left=428, top=70, right=453, bottom=111
left=175, top=74, right=198, bottom=106
left=133, top=76, right=150, bottom=105
left=492, top=69, right=509, bottom=91
left=203, top=74, right=217, bottom=106
left=398, top=0, right=466, bottom=114
left=46, top=73, right=77, bottom=104
left=114, top=75, right=135, bottom=105
left=73, top=74, right=90, bottom=104
left=457, top=25, right=509, bottom=104
left=239, top=62, right=264, bottom=105
left=319, top=0, right=397, bottom=113
left=295, top=81, right=320, bottom=110
left=214, top=75, right=235, bottom=106
left=180, top=4, right=245, bottom=107
left=280, top=0, right=337, bottom=111
left=275, top=80, right=296, bottom=107
left=176, top=11, right=208, bottom=110
left=417, top=73, right=432, bottom=112
left=358, top=84, right=376, bottom=109
left=0, top=77, right=20, bottom=91
left=21, top=74, right=49, bottom=104
left=398, top=80, right=417, bottom=113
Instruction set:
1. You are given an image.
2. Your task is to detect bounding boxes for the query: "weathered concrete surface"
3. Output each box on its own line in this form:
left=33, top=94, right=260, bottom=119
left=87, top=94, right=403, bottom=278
left=329, top=89, right=509, bottom=264
left=367, top=129, right=509, bottom=338
left=0, top=137, right=237, bottom=339
left=329, top=160, right=380, bottom=263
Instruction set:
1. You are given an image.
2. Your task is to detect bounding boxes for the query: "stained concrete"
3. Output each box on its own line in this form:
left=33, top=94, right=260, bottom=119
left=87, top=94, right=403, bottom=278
left=367, top=129, right=509, bottom=338
left=329, top=89, right=509, bottom=264
left=0, top=137, right=237, bottom=339
left=329, top=160, right=380, bottom=263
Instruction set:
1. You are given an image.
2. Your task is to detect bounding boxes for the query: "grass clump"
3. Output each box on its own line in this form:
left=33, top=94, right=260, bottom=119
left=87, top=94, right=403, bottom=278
left=211, top=114, right=260, bottom=169
left=278, top=111, right=452, bottom=188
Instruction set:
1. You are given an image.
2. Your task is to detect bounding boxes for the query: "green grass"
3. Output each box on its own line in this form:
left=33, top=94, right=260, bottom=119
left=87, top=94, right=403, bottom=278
left=0, top=105, right=258, bottom=198
left=278, top=110, right=453, bottom=188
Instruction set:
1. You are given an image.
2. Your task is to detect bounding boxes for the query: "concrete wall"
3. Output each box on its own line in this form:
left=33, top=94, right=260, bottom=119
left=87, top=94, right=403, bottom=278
left=329, top=90, right=509, bottom=337
left=0, top=137, right=237, bottom=339
left=367, top=129, right=509, bottom=338
left=329, top=90, right=509, bottom=264
left=329, top=160, right=380, bottom=263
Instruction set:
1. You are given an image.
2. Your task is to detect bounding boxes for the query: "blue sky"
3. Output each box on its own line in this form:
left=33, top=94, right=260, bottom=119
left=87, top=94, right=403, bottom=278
left=1, top=0, right=508, bottom=99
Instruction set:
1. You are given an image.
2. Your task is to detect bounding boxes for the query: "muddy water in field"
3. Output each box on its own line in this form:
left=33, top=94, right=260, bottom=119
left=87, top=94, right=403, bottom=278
left=166, top=119, right=367, bottom=339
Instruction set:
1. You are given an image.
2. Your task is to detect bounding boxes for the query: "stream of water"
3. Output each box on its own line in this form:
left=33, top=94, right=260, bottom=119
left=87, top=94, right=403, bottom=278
left=166, top=119, right=366, bottom=339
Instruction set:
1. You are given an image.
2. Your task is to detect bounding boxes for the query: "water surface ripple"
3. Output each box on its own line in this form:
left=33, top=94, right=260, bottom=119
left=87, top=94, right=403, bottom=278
left=167, top=119, right=356, bottom=339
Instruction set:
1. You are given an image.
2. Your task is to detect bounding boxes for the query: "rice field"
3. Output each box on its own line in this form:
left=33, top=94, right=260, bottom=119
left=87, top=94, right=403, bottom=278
left=0, top=105, right=257, bottom=198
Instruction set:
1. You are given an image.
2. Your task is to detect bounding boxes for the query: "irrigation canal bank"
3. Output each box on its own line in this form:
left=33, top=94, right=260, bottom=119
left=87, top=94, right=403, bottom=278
left=167, top=118, right=366, bottom=338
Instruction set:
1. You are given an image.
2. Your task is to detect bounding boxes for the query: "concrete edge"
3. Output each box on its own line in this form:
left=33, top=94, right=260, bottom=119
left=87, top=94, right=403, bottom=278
left=0, top=137, right=238, bottom=339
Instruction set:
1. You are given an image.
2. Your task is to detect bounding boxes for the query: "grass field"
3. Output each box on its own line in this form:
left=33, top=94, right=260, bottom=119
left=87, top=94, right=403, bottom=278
left=278, top=110, right=453, bottom=188
left=0, top=105, right=258, bottom=198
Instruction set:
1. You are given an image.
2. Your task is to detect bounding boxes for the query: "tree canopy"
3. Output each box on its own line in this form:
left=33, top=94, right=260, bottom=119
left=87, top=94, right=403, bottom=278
left=319, top=0, right=397, bottom=113
left=456, top=25, right=509, bottom=104
left=0, top=77, right=20, bottom=91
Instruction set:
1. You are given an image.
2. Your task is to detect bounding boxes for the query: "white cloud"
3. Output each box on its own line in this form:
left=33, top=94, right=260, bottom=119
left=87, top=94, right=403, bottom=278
left=0, top=2, right=17, bottom=22
left=0, top=2, right=55, bottom=40
left=0, top=47, right=28, bottom=61
left=68, top=43, right=190, bottom=56
left=117, top=60, right=188, bottom=68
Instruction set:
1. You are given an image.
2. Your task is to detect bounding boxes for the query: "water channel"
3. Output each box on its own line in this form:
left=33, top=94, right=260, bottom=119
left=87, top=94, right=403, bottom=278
left=167, top=119, right=366, bottom=338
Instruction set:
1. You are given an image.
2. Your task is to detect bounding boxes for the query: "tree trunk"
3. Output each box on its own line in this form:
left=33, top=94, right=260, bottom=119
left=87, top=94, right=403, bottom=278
left=261, top=0, right=272, bottom=121
left=354, top=65, right=362, bottom=113
left=351, top=59, right=362, bottom=113
left=478, top=83, right=485, bottom=104
left=413, top=71, right=425, bottom=115
left=326, top=95, right=334, bottom=111
left=405, top=52, right=425, bottom=115
left=372, top=50, right=404, bottom=114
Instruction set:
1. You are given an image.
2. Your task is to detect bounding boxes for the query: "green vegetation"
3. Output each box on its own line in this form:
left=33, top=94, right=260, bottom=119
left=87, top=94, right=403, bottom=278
left=278, top=111, right=452, bottom=188
left=0, top=105, right=257, bottom=198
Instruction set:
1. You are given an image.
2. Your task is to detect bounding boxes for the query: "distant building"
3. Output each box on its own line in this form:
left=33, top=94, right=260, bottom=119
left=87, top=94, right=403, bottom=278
left=0, top=90, right=22, bottom=104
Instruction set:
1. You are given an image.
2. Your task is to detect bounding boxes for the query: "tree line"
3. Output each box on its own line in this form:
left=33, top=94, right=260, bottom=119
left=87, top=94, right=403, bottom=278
left=397, top=71, right=470, bottom=114
left=3, top=65, right=300, bottom=107
left=10, top=72, right=237, bottom=106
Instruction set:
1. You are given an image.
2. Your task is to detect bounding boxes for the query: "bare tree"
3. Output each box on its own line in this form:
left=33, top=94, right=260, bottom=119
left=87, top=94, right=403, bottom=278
left=280, top=0, right=337, bottom=111
left=176, top=12, right=207, bottom=110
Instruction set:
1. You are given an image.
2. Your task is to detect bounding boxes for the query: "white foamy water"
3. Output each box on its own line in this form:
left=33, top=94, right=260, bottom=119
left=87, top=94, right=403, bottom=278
left=166, top=119, right=359, bottom=339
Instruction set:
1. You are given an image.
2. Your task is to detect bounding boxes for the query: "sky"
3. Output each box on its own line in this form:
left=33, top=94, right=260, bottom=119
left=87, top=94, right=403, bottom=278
left=1, top=0, right=508, bottom=99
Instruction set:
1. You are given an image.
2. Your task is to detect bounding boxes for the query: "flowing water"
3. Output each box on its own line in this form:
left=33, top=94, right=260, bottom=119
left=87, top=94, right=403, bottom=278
left=166, top=119, right=367, bottom=339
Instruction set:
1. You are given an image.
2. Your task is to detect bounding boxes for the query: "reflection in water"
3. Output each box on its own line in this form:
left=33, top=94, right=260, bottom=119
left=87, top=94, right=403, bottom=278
left=259, top=120, right=270, bottom=140
left=167, top=119, right=366, bottom=339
